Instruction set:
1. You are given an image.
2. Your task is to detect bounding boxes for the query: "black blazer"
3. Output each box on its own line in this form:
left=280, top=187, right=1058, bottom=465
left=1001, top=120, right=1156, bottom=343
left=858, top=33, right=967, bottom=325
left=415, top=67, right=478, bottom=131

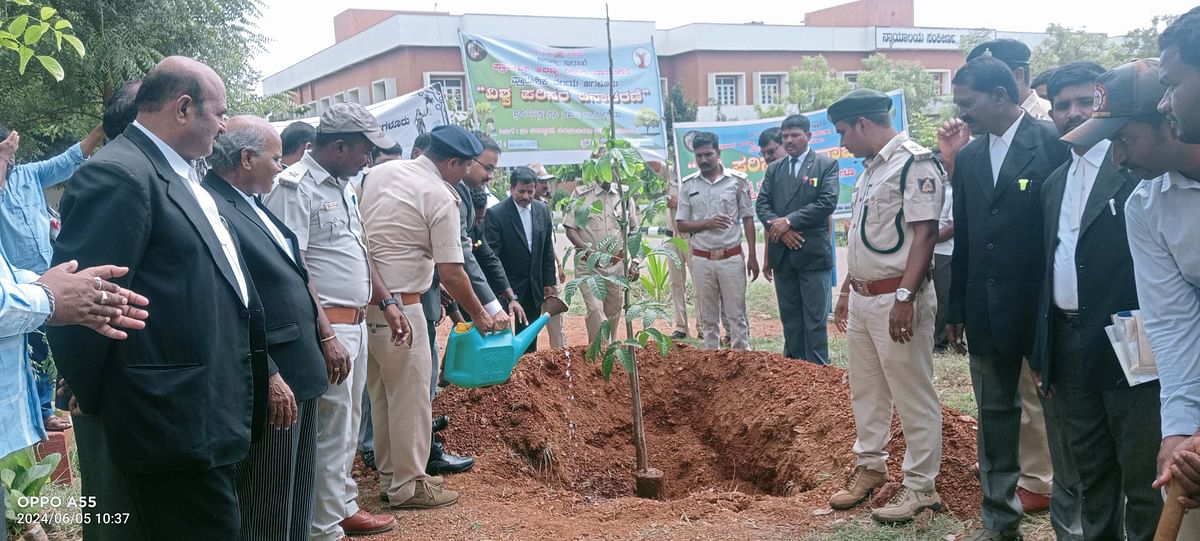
left=47, top=125, right=268, bottom=473
left=755, top=150, right=839, bottom=271
left=949, top=114, right=1070, bottom=357
left=203, top=172, right=329, bottom=403
left=484, top=197, right=557, bottom=306
left=1029, top=149, right=1140, bottom=391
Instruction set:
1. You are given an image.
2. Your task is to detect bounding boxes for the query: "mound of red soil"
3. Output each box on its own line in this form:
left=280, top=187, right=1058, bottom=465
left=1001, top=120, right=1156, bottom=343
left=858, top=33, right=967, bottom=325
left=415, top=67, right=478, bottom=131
left=432, top=344, right=981, bottom=518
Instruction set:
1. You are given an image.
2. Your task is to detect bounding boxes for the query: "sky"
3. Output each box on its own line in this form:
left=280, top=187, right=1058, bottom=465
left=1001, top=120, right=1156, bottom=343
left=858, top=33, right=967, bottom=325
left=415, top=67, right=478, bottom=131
left=254, top=0, right=1198, bottom=81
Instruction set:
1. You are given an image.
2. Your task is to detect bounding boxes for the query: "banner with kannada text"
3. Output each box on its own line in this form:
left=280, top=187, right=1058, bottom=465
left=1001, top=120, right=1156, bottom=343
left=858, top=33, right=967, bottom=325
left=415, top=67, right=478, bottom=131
left=459, top=31, right=668, bottom=167
left=270, top=84, right=449, bottom=154
left=672, top=90, right=907, bottom=218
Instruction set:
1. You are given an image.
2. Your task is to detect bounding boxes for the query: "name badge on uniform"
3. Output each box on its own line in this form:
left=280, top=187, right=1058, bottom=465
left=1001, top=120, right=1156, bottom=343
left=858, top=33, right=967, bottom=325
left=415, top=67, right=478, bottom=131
left=323, top=201, right=341, bottom=211
left=918, top=177, right=936, bottom=194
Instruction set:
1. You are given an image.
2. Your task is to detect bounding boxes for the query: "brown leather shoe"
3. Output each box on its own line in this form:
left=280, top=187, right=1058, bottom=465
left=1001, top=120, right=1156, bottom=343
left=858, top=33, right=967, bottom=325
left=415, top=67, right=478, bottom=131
left=339, top=510, right=395, bottom=536
left=829, top=466, right=887, bottom=510
left=1016, top=487, right=1050, bottom=513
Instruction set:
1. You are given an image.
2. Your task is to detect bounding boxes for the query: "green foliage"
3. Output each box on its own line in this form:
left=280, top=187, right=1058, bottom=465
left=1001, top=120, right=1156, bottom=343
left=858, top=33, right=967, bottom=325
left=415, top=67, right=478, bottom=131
left=0, top=0, right=85, bottom=81
left=638, top=246, right=670, bottom=302
left=1119, top=14, right=1177, bottom=60
left=0, top=0, right=299, bottom=159
left=907, top=112, right=939, bottom=149
left=958, top=29, right=996, bottom=57
left=1030, top=23, right=1123, bottom=76
left=784, top=55, right=852, bottom=111
left=2, top=447, right=61, bottom=535
left=753, top=103, right=787, bottom=119
left=666, top=81, right=696, bottom=123
left=857, top=53, right=938, bottom=113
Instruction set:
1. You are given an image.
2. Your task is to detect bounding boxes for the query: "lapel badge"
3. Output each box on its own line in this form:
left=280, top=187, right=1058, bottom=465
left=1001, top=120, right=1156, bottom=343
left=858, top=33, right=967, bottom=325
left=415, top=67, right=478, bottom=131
left=1018, top=179, right=1030, bottom=191
left=918, top=177, right=936, bottom=194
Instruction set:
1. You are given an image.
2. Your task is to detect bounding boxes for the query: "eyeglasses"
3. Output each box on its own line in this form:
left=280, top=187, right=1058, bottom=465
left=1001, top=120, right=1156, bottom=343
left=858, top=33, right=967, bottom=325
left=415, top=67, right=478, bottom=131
left=473, top=159, right=496, bottom=174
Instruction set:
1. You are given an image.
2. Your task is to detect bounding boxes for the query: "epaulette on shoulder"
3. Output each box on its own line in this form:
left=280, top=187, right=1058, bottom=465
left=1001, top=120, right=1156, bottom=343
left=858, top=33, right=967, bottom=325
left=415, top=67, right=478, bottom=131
left=727, top=168, right=748, bottom=179
left=900, top=140, right=934, bottom=161
left=680, top=170, right=702, bottom=183
left=275, top=166, right=305, bottom=186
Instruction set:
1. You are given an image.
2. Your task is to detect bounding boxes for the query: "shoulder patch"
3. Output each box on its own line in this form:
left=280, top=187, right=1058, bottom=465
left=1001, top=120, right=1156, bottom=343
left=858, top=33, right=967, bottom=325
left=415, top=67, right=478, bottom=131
left=918, top=177, right=937, bottom=194
left=727, top=168, right=748, bottom=179
left=275, top=167, right=305, bottom=186
left=681, top=170, right=702, bottom=182
left=900, top=140, right=934, bottom=161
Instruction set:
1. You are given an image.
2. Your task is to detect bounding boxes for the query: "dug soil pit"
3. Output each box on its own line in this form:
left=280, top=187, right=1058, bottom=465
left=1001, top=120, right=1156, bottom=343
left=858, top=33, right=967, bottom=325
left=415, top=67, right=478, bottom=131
left=356, top=345, right=981, bottom=540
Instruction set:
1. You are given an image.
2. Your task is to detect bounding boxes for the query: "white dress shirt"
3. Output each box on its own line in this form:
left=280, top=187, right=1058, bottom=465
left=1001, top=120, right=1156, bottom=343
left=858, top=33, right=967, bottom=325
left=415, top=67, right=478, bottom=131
left=239, top=191, right=295, bottom=262
left=518, top=202, right=533, bottom=251
left=788, top=149, right=811, bottom=177
left=132, top=121, right=248, bottom=306
left=1053, top=140, right=1110, bottom=310
left=989, top=112, right=1024, bottom=185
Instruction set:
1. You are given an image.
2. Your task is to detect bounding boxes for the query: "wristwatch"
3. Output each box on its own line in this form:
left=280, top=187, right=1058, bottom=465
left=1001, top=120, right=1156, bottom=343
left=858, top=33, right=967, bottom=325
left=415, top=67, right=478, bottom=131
left=379, top=297, right=399, bottom=311
left=895, top=288, right=914, bottom=303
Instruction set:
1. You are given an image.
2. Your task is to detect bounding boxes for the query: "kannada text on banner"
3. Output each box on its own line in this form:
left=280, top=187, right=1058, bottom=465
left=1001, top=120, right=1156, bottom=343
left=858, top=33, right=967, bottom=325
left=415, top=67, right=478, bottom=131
left=459, top=31, right=668, bottom=167
left=673, top=90, right=907, bottom=218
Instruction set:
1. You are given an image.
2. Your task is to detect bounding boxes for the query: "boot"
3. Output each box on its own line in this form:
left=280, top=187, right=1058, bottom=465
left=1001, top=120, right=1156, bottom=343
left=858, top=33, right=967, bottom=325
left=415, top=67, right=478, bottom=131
left=828, top=466, right=886, bottom=510
left=870, top=486, right=942, bottom=523
left=390, top=479, right=459, bottom=510
left=427, top=440, right=475, bottom=475
left=433, top=415, right=449, bottom=433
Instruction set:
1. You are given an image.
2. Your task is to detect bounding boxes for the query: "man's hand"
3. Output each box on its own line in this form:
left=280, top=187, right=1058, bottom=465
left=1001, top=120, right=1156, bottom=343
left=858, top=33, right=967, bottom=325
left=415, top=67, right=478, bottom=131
left=667, top=195, right=678, bottom=210
left=946, top=323, right=967, bottom=354
left=627, top=260, right=641, bottom=281
left=320, top=333, right=351, bottom=385
left=1031, top=369, right=1048, bottom=397
left=436, top=304, right=446, bottom=326
left=768, top=217, right=792, bottom=242
left=383, top=304, right=412, bottom=347
left=706, top=213, right=734, bottom=231
left=544, top=285, right=557, bottom=299
left=937, top=119, right=970, bottom=159
left=473, top=310, right=501, bottom=334
left=0, top=130, right=18, bottom=163
left=747, top=256, right=759, bottom=282
left=780, top=230, right=804, bottom=250
left=557, top=265, right=567, bottom=285
left=1157, top=435, right=1194, bottom=492
left=1165, top=435, right=1200, bottom=508
left=888, top=300, right=915, bottom=343
left=508, top=299, right=528, bottom=326
left=834, top=294, right=849, bottom=333
left=763, top=265, right=774, bottom=283
left=40, top=261, right=150, bottom=340
left=56, top=379, right=83, bottom=415
left=267, top=373, right=298, bottom=429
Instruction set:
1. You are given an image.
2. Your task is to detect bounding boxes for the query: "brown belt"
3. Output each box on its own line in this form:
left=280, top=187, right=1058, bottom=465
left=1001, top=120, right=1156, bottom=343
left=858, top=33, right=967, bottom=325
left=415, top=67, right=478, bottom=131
left=398, top=292, right=421, bottom=306
left=323, top=306, right=366, bottom=325
left=692, top=245, right=743, bottom=260
left=849, top=271, right=932, bottom=297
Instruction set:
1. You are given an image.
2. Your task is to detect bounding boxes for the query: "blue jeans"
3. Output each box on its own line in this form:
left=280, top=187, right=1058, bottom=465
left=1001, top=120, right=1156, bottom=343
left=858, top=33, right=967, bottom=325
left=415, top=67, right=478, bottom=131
left=357, top=388, right=373, bottom=454
left=30, top=329, right=53, bottom=419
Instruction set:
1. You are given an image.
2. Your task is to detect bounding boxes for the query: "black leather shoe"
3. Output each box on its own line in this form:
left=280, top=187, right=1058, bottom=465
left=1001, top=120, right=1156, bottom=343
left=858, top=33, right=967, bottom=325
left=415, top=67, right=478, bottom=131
left=432, top=415, right=450, bottom=433
left=669, top=331, right=687, bottom=339
left=427, top=440, right=475, bottom=475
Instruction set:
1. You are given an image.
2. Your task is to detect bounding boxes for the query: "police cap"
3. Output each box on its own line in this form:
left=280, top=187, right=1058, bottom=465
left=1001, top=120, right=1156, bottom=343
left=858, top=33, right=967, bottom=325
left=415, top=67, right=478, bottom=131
left=967, top=39, right=1032, bottom=70
left=428, top=125, right=483, bottom=159
left=318, top=103, right=396, bottom=150
left=827, top=89, right=893, bottom=125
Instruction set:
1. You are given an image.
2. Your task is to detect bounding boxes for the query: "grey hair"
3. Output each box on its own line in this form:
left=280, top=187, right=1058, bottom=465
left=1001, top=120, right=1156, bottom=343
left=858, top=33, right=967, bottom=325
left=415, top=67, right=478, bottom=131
left=210, top=127, right=266, bottom=173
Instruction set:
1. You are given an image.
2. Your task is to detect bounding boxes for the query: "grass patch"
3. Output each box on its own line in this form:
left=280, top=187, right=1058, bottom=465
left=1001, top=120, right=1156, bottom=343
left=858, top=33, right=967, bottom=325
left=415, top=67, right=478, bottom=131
left=746, top=279, right=780, bottom=320
left=809, top=513, right=963, bottom=541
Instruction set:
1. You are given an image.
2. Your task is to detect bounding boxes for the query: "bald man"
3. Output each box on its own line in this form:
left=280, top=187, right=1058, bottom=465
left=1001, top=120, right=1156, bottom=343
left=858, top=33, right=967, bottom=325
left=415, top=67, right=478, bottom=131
left=49, top=57, right=266, bottom=539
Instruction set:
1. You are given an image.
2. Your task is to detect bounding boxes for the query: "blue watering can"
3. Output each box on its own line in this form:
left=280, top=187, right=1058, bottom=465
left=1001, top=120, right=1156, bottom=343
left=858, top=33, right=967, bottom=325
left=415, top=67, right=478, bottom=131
left=442, top=296, right=569, bottom=388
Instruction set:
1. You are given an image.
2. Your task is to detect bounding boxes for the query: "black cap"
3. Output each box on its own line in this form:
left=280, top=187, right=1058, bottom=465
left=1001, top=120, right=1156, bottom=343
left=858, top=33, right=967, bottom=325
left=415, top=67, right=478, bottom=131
left=1062, top=58, right=1166, bottom=147
left=827, top=89, right=893, bottom=124
left=967, top=38, right=1032, bottom=69
left=428, top=125, right=483, bottom=159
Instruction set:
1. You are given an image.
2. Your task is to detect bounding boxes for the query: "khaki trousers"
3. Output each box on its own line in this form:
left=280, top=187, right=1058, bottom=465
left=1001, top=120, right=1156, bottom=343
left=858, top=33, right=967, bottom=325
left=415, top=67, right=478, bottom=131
left=310, top=322, right=367, bottom=541
left=547, top=313, right=566, bottom=348
left=366, top=304, right=434, bottom=504
left=846, top=282, right=942, bottom=492
left=1017, top=360, right=1054, bottom=494
left=578, top=262, right=624, bottom=342
left=666, top=236, right=691, bottom=335
left=691, top=252, right=749, bottom=351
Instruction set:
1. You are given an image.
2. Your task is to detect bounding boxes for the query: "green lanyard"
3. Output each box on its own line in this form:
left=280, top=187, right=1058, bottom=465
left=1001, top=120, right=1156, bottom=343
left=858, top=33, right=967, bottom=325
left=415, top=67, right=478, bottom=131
left=859, top=156, right=944, bottom=255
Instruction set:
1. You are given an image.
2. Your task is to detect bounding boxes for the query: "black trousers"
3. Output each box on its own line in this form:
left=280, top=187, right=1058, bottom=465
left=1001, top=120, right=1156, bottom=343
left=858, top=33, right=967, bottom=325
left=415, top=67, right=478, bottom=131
left=511, top=296, right=542, bottom=354
left=234, top=398, right=318, bottom=541
left=75, top=414, right=145, bottom=541
left=1051, top=312, right=1162, bottom=541
left=124, top=462, right=240, bottom=540
left=932, top=253, right=952, bottom=349
left=771, top=263, right=830, bottom=364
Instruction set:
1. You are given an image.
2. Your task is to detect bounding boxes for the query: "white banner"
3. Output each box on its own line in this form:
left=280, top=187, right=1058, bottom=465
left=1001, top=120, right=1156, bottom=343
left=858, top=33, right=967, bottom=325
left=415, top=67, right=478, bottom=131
left=271, top=84, right=451, bottom=153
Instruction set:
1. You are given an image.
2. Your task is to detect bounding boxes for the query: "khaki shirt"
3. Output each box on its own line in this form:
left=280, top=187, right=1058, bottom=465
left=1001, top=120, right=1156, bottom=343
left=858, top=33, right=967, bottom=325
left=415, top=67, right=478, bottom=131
left=665, top=167, right=683, bottom=235
left=263, top=152, right=372, bottom=307
left=677, top=168, right=754, bottom=251
left=562, top=183, right=639, bottom=255
left=359, top=156, right=464, bottom=296
left=1022, top=92, right=1052, bottom=121
left=847, top=133, right=945, bottom=281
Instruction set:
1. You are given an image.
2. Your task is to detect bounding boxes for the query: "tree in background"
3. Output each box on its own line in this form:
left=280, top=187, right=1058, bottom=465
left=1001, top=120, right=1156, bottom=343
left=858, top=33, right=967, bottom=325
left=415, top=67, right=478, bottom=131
left=0, top=0, right=86, bottom=80
left=1030, top=23, right=1123, bottom=75
left=785, top=55, right=851, bottom=112
left=1119, top=14, right=1177, bottom=60
left=0, top=0, right=297, bottom=159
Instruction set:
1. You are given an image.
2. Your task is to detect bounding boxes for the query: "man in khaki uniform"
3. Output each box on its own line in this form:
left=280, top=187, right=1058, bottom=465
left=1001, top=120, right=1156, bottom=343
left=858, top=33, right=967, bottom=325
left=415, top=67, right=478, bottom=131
left=829, top=89, right=944, bottom=523
left=648, top=160, right=692, bottom=339
left=359, top=125, right=501, bottom=511
left=966, top=38, right=1057, bottom=511
left=675, top=132, right=759, bottom=351
left=562, top=174, right=640, bottom=343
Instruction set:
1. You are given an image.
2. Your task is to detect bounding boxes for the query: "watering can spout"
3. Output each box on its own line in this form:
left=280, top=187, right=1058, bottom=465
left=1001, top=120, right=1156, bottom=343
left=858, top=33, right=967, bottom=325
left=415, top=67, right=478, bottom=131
left=512, top=296, right=568, bottom=353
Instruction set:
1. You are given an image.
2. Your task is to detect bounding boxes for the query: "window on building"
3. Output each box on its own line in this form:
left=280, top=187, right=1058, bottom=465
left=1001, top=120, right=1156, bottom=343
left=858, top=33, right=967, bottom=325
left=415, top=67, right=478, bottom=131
left=927, top=70, right=951, bottom=96
left=715, top=75, right=738, bottom=106
left=371, top=79, right=397, bottom=104
left=842, top=72, right=859, bottom=90
left=333, top=93, right=346, bottom=105
left=318, top=97, right=331, bottom=114
left=430, top=76, right=466, bottom=111
left=759, top=74, right=784, bottom=105
left=347, top=88, right=361, bottom=105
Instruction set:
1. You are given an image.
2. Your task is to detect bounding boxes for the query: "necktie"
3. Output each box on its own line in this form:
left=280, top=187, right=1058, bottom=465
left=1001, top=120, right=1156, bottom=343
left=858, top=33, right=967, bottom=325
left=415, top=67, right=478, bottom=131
left=790, top=156, right=800, bottom=177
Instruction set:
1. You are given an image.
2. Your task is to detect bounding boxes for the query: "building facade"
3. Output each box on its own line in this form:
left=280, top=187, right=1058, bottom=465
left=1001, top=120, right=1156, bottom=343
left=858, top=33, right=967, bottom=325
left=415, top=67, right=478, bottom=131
left=263, top=0, right=1060, bottom=121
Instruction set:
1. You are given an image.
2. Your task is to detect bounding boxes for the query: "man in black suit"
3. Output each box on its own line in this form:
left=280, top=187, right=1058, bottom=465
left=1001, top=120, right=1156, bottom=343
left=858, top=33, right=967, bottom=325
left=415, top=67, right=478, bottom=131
left=48, top=56, right=266, bottom=540
left=1032, top=62, right=1162, bottom=540
left=485, top=166, right=558, bottom=353
left=946, top=56, right=1079, bottom=541
left=755, top=114, right=839, bottom=364
left=203, top=116, right=332, bottom=540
